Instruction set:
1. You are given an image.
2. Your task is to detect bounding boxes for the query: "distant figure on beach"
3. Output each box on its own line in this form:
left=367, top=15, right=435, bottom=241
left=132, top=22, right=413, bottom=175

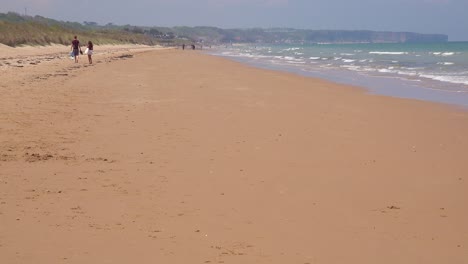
left=86, top=41, right=93, bottom=64
left=192, top=44, right=195, bottom=50
left=71, top=36, right=81, bottom=63
left=182, top=44, right=185, bottom=50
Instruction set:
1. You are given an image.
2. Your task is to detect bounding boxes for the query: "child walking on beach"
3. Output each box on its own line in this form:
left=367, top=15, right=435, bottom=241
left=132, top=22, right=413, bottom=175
left=86, top=41, right=94, bottom=64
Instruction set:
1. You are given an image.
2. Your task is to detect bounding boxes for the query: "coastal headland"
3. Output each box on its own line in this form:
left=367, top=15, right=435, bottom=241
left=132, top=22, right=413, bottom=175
left=1, top=46, right=467, bottom=263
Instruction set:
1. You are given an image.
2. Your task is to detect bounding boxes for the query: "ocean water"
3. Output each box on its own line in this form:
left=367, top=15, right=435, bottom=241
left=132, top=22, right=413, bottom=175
left=208, top=42, right=468, bottom=108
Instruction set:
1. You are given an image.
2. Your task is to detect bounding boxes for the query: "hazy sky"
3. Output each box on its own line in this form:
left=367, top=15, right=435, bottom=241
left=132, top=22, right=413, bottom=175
left=1, top=0, right=467, bottom=40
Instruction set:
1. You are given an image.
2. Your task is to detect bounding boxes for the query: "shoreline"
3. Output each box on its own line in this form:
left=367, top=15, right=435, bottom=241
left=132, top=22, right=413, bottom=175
left=227, top=54, right=468, bottom=111
left=206, top=43, right=468, bottom=109
left=1, top=49, right=467, bottom=263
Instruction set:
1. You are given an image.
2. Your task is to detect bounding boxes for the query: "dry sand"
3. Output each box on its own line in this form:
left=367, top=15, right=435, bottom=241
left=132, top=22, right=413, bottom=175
left=0, top=47, right=467, bottom=264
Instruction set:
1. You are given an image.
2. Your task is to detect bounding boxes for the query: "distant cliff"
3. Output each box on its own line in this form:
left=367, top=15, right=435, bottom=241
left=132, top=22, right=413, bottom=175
left=170, top=28, right=448, bottom=44
left=157, top=27, right=448, bottom=44
left=301, top=30, right=448, bottom=43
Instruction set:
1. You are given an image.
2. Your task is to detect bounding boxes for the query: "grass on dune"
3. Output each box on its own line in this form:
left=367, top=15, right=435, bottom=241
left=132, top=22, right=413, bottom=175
left=0, top=13, right=159, bottom=47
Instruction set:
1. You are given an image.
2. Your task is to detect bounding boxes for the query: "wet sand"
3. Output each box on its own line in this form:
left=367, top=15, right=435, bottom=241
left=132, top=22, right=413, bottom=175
left=1, top=48, right=467, bottom=263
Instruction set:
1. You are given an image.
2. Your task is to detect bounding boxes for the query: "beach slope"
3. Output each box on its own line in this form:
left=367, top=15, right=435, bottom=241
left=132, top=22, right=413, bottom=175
left=1, top=49, right=467, bottom=264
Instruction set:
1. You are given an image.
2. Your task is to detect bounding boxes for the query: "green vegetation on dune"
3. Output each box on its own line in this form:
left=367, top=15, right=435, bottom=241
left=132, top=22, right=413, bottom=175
left=0, top=12, right=162, bottom=47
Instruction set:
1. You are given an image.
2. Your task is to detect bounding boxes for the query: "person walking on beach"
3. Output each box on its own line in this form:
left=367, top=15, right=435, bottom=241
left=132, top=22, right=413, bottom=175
left=86, top=41, right=94, bottom=64
left=71, top=36, right=81, bottom=63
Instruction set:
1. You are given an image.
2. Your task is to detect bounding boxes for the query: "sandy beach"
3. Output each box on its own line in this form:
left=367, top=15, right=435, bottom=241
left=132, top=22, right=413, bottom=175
left=1, top=47, right=467, bottom=263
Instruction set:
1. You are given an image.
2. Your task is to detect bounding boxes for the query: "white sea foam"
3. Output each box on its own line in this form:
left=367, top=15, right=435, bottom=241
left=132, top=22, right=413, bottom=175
left=226, top=52, right=272, bottom=60
left=281, top=56, right=305, bottom=64
left=433, top=52, right=455, bottom=56
left=309, top=57, right=321, bottom=60
left=369, top=51, right=408, bottom=55
left=340, top=65, right=362, bottom=71
left=437, top=62, right=455, bottom=65
left=286, top=61, right=306, bottom=64
left=283, top=47, right=301, bottom=51
left=359, top=67, right=376, bottom=72
left=342, top=59, right=355, bottom=63
left=402, top=67, right=424, bottom=70
left=341, top=65, right=388, bottom=74
left=419, top=74, right=468, bottom=85
left=397, top=71, right=418, bottom=76
left=340, top=53, right=355, bottom=56
left=378, top=68, right=395, bottom=73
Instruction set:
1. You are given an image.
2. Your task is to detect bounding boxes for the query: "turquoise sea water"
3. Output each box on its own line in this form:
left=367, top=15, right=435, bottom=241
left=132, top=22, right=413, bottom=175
left=209, top=42, right=468, bottom=108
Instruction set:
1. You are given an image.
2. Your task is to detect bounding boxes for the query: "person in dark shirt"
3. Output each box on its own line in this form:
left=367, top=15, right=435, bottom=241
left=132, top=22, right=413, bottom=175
left=71, top=36, right=80, bottom=63
left=86, top=41, right=94, bottom=64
